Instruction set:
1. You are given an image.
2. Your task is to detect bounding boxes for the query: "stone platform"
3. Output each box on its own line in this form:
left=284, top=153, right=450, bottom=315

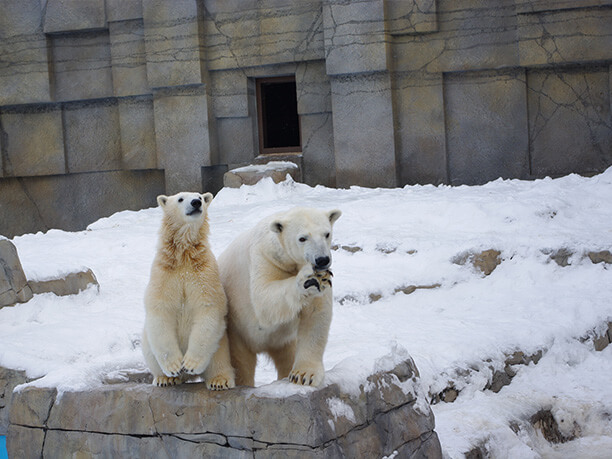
left=7, top=359, right=441, bottom=458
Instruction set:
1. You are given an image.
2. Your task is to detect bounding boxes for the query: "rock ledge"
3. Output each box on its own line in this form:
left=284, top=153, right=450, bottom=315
left=7, top=359, right=441, bottom=458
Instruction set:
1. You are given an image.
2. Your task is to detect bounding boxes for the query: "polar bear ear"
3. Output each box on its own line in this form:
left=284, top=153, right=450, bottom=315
left=157, top=195, right=168, bottom=207
left=202, top=192, right=213, bottom=204
left=270, top=220, right=284, bottom=234
left=328, top=209, right=342, bottom=225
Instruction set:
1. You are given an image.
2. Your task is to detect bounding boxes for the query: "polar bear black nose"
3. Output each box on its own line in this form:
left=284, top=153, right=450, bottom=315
left=315, top=256, right=330, bottom=270
left=191, top=199, right=201, bottom=209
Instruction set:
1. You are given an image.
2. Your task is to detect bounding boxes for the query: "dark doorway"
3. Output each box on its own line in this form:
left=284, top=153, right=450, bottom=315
left=256, top=76, right=301, bottom=154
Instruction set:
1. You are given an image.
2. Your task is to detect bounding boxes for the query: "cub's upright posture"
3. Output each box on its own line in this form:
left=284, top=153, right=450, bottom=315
left=142, top=192, right=234, bottom=389
left=218, top=207, right=341, bottom=387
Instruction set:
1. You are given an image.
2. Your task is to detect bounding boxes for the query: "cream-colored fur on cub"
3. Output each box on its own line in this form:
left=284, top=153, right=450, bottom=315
left=218, top=207, right=341, bottom=387
left=142, top=191, right=235, bottom=390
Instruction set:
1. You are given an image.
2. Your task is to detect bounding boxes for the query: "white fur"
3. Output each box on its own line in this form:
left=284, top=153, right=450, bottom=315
left=218, top=207, right=341, bottom=387
left=142, top=191, right=235, bottom=389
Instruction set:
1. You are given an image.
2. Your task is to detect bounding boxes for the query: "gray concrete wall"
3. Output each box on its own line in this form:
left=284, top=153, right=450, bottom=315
left=1, top=0, right=611, bottom=237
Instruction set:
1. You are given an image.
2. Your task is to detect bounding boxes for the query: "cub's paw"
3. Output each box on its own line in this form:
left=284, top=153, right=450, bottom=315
left=153, top=375, right=182, bottom=387
left=289, top=364, right=324, bottom=387
left=206, top=374, right=236, bottom=391
left=160, top=355, right=183, bottom=377
left=181, top=354, right=207, bottom=376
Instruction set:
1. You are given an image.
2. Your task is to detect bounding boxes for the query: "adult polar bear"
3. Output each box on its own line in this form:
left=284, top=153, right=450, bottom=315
left=142, top=192, right=234, bottom=389
left=218, top=207, right=341, bottom=387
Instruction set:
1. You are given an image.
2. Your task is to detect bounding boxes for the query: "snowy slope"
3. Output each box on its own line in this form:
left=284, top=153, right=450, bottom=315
left=2, top=170, right=612, bottom=457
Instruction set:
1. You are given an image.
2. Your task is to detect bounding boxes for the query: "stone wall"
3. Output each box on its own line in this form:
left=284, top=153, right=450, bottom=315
left=1, top=0, right=611, bottom=237
left=7, top=359, right=442, bottom=458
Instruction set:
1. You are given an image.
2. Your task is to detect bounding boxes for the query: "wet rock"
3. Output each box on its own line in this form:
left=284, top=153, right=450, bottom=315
left=452, top=249, right=501, bottom=276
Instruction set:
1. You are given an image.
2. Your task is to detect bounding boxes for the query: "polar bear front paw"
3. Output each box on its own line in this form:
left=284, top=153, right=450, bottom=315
left=289, top=364, right=324, bottom=386
left=206, top=374, right=236, bottom=391
left=181, top=354, right=207, bottom=376
left=303, top=269, right=333, bottom=292
left=153, top=375, right=182, bottom=387
left=159, top=355, right=183, bottom=377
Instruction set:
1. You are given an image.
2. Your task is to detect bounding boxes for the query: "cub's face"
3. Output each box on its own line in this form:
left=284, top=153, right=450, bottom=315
left=157, top=192, right=213, bottom=225
left=271, top=208, right=342, bottom=270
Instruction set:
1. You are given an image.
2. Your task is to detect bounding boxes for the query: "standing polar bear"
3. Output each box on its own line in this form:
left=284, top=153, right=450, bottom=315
left=218, top=207, right=342, bottom=387
left=142, top=192, right=235, bottom=390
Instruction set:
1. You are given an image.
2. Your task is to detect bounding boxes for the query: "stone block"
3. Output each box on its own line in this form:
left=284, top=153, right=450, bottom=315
left=518, top=7, right=612, bottom=67
left=7, top=358, right=441, bottom=458
left=392, top=1, right=519, bottom=73
left=216, top=116, right=257, bottom=165
left=444, top=69, right=529, bottom=185
left=0, top=36, right=52, bottom=105
left=29, top=268, right=99, bottom=297
left=142, top=0, right=202, bottom=88
left=210, top=70, right=249, bottom=118
left=44, top=0, right=107, bottom=34
left=0, top=367, right=29, bottom=434
left=0, top=170, right=164, bottom=238
left=203, top=1, right=324, bottom=71
left=118, top=97, right=157, bottom=170
left=0, top=0, right=52, bottom=105
left=0, top=240, right=33, bottom=308
left=395, top=72, right=447, bottom=185
left=323, top=0, right=388, bottom=76
left=223, top=161, right=300, bottom=188
left=50, top=31, right=113, bottom=102
left=153, top=86, right=213, bottom=193
left=6, top=425, right=45, bottom=458
left=528, top=66, right=612, bottom=178
left=330, top=72, right=397, bottom=188
left=300, top=113, right=335, bottom=187
left=106, top=0, right=144, bottom=22
left=109, top=20, right=149, bottom=97
left=64, top=102, right=121, bottom=173
left=0, top=109, right=65, bottom=177
left=385, top=0, right=437, bottom=35
left=296, top=60, right=332, bottom=115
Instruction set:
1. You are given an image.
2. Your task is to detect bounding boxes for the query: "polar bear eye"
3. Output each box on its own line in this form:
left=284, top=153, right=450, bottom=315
left=178, top=197, right=183, bottom=203
left=299, top=236, right=307, bottom=243
left=325, top=233, right=330, bottom=239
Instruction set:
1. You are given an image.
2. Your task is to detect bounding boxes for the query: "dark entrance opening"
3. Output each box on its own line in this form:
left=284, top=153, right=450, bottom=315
left=256, top=76, right=301, bottom=154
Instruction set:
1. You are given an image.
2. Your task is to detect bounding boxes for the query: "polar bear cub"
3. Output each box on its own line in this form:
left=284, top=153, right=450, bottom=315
left=142, top=192, right=235, bottom=389
left=218, top=207, right=341, bottom=387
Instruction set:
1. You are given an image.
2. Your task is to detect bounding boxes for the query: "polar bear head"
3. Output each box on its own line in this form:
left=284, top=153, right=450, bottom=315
left=270, top=207, right=342, bottom=270
left=157, top=192, right=213, bottom=228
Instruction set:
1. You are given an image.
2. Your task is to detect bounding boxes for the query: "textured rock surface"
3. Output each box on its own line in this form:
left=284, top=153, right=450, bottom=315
left=7, top=359, right=442, bottom=458
left=0, top=240, right=33, bottom=308
left=0, top=367, right=30, bottom=435
left=29, top=269, right=99, bottom=297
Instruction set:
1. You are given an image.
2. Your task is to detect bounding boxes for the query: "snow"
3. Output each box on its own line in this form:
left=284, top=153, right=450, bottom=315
left=2, top=169, right=612, bottom=457
left=229, top=160, right=298, bottom=174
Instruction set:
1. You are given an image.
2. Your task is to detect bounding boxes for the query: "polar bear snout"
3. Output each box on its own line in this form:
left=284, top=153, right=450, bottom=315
left=314, top=256, right=331, bottom=270
left=186, top=197, right=202, bottom=216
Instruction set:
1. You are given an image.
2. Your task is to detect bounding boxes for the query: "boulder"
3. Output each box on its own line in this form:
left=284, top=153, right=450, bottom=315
left=223, top=161, right=300, bottom=188
left=8, top=359, right=442, bottom=458
left=29, top=268, right=99, bottom=297
left=0, top=240, right=33, bottom=308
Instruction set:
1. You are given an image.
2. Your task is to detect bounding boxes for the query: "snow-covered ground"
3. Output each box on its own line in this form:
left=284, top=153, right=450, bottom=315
left=2, top=170, right=612, bottom=457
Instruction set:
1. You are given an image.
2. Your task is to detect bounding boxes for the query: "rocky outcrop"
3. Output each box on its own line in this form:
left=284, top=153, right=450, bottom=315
left=7, top=359, right=441, bottom=458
